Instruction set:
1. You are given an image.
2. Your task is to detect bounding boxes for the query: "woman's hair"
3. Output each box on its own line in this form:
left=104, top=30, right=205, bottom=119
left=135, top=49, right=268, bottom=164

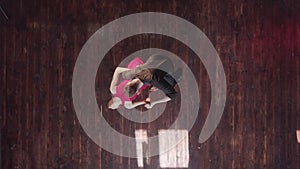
left=124, top=80, right=140, bottom=98
left=135, top=69, right=153, bottom=81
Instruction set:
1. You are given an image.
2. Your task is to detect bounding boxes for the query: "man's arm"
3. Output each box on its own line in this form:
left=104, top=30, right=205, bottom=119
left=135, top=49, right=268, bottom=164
left=144, top=76, right=176, bottom=109
left=145, top=96, right=171, bottom=109
left=153, top=77, right=177, bottom=100
left=124, top=100, right=147, bottom=109
left=110, top=67, right=130, bottom=94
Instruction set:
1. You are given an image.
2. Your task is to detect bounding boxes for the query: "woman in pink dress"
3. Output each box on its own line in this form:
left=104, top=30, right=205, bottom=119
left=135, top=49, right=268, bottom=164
left=108, top=57, right=150, bottom=109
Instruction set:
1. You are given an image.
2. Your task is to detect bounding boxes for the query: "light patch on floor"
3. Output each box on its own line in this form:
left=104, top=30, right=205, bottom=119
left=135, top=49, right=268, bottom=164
left=135, top=130, right=148, bottom=167
left=158, top=130, right=189, bottom=168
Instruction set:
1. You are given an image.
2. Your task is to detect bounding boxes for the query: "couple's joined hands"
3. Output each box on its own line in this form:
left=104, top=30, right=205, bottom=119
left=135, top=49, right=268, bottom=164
left=144, top=98, right=153, bottom=109
left=144, top=87, right=157, bottom=109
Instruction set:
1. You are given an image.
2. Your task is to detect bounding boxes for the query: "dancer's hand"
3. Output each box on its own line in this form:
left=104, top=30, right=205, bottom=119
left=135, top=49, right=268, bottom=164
left=145, top=98, right=152, bottom=109
left=145, top=98, right=151, bottom=103
left=145, top=103, right=153, bottom=109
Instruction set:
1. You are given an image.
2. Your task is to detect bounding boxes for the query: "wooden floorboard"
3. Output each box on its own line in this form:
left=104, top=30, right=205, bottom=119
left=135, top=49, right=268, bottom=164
left=1, top=0, right=300, bottom=169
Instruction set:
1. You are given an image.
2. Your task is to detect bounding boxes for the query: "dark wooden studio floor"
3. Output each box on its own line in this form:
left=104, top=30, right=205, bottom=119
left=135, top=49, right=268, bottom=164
left=1, top=0, right=300, bottom=169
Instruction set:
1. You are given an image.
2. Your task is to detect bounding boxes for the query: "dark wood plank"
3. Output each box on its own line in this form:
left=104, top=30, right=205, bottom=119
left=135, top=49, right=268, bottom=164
left=1, top=0, right=300, bottom=169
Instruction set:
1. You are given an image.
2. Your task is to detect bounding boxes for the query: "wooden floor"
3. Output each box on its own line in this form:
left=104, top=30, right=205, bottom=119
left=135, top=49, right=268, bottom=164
left=1, top=0, right=300, bottom=168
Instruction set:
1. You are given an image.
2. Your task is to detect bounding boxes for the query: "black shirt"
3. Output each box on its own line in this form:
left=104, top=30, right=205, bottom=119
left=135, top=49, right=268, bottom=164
left=121, top=54, right=177, bottom=100
left=141, top=69, right=177, bottom=100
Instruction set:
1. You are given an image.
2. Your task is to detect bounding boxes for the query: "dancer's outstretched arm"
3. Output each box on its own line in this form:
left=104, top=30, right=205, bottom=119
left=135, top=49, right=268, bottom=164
left=145, top=96, right=171, bottom=109
left=124, top=100, right=147, bottom=109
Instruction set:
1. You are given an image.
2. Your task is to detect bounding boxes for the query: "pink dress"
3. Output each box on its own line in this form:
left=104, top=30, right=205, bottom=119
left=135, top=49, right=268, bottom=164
left=113, top=57, right=148, bottom=105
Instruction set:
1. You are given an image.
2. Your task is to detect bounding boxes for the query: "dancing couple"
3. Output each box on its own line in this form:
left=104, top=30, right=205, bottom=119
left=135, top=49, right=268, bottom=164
left=108, top=54, right=182, bottom=109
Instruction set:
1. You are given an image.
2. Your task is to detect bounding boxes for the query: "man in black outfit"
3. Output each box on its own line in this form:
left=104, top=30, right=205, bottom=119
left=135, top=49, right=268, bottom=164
left=122, top=54, right=181, bottom=109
